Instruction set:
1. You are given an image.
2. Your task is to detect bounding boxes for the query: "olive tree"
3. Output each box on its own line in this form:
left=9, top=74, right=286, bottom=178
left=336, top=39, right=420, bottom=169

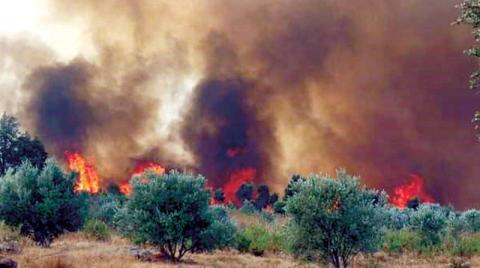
left=286, top=170, right=388, bottom=268
left=115, top=171, right=235, bottom=262
left=0, top=159, right=87, bottom=246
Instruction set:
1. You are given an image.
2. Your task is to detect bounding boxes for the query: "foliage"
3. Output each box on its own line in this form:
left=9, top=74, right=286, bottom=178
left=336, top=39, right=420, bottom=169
left=239, top=200, right=256, bottom=214
left=0, top=114, right=47, bottom=176
left=409, top=204, right=449, bottom=248
left=407, top=197, right=421, bottom=210
left=195, top=206, right=237, bottom=251
left=286, top=170, right=388, bottom=268
left=386, top=207, right=411, bottom=230
left=268, top=193, right=279, bottom=206
left=214, top=188, right=225, bottom=203
left=235, top=183, right=254, bottom=204
left=383, top=230, right=421, bottom=253
left=234, top=223, right=280, bottom=256
left=449, top=233, right=480, bottom=257
left=0, top=159, right=87, bottom=246
left=254, top=184, right=270, bottom=210
left=115, top=171, right=233, bottom=262
left=87, top=193, right=124, bottom=226
left=273, top=200, right=286, bottom=214
left=456, top=1, right=480, bottom=135
left=83, top=219, right=110, bottom=241
left=283, top=174, right=303, bottom=201
left=460, top=209, right=480, bottom=232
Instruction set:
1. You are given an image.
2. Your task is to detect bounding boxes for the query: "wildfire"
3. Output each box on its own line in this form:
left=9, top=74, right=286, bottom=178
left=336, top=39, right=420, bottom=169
left=223, top=167, right=256, bottom=205
left=119, top=161, right=166, bottom=195
left=391, top=174, right=434, bottom=208
left=65, top=151, right=100, bottom=194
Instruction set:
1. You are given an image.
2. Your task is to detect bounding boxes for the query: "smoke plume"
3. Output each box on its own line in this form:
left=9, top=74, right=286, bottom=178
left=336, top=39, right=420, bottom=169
left=1, top=0, right=478, bottom=208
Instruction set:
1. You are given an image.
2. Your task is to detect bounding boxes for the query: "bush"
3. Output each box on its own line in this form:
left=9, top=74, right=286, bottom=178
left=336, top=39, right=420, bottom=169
left=195, top=206, right=237, bottom=251
left=235, top=223, right=272, bottom=256
left=87, top=193, right=124, bottom=226
left=409, top=204, right=448, bottom=248
left=383, top=230, right=421, bottom=253
left=115, top=171, right=233, bottom=262
left=286, top=170, right=388, bottom=268
left=448, top=233, right=480, bottom=257
left=460, top=209, right=480, bottom=232
left=83, top=219, right=110, bottom=241
left=0, top=159, right=87, bottom=246
left=386, top=207, right=411, bottom=230
left=273, top=201, right=286, bottom=214
left=239, top=200, right=256, bottom=214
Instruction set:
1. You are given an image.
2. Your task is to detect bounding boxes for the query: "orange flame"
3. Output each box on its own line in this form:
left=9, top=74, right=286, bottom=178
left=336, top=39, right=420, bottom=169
left=223, top=167, right=256, bottom=205
left=119, top=161, right=166, bottom=195
left=65, top=151, right=100, bottom=194
left=391, top=174, right=434, bottom=208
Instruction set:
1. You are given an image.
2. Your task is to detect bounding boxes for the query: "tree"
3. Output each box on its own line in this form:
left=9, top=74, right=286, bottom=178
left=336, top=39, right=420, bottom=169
left=235, top=182, right=254, bottom=204
left=254, top=184, right=270, bottom=210
left=115, top=171, right=234, bottom=262
left=0, top=159, right=87, bottom=246
left=286, top=170, right=388, bottom=268
left=0, top=114, right=47, bottom=175
left=407, top=196, right=420, bottom=210
left=214, top=188, right=225, bottom=203
left=456, top=1, right=480, bottom=137
left=284, top=174, right=303, bottom=201
left=269, top=193, right=279, bottom=206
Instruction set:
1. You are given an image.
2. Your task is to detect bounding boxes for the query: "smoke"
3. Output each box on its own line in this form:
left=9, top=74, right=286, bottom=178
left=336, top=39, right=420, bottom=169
left=2, top=0, right=479, bottom=207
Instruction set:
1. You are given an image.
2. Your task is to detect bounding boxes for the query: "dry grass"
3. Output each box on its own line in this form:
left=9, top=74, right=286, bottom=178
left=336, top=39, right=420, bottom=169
left=5, top=233, right=314, bottom=268
left=0, top=229, right=478, bottom=267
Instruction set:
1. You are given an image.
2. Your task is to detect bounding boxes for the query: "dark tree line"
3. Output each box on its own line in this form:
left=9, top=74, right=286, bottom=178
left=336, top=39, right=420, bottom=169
left=0, top=114, right=47, bottom=175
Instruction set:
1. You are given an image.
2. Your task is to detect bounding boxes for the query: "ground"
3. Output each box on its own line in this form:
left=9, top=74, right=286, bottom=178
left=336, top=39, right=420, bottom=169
left=2, top=233, right=479, bottom=268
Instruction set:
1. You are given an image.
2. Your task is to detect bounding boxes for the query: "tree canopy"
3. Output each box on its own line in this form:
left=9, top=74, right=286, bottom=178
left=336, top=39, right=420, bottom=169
left=0, top=114, right=47, bottom=175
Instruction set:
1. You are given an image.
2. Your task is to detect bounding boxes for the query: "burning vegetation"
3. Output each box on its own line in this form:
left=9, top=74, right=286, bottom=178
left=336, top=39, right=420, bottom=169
left=0, top=0, right=478, bottom=209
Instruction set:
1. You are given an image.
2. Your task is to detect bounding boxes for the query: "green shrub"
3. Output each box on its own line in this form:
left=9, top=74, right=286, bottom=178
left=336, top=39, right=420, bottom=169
left=449, top=234, right=480, bottom=257
left=196, top=206, right=237, bottom=251
left=409, top=204, right=448, bottom=248
left=260, top=211, right=274, bottom=223
left=239, top=200, right=256, bottom=214
left=460, top=209, right=480, bottom=232
left=383, top=229, right=421, bottom=253
left=386, top=207, right=411, bottom=230
left=236, top=224, right=270, bottom=256
left=83, top=219, right=110, bottom=241
left=0, top=159, right=87, bottom=246
left=286, top=170, right=388, bottom=268
left=115, top=171, right=233, bottom=262
left=273, top=201, right=286, bottom=214
left=88, top=193, right=124, bottom=226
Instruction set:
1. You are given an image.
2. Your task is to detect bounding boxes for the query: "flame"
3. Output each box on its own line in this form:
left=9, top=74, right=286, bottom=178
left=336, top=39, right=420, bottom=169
left=119, top=161, right=166, bottom=195
left=65, top=151, right=100, bottom=194
left=391, top=174, right=435, bottom=208
left=223, top=167, right=256, bottom=205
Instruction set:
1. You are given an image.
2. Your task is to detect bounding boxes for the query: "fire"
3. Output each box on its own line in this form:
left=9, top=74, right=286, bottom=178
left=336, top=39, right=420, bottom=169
left=391, top=174, right=435, bottom=208
left=223, top=167, right=256, bottom=205
left=119, top=161, right=166, bottom=195
left=65, top=151, right=100, bottom=194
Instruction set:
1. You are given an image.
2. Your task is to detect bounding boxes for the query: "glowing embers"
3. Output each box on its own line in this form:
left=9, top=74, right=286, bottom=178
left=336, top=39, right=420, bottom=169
left=65, top=151, right=100, bottom=194
left=391, top=174, right=434, bottom=208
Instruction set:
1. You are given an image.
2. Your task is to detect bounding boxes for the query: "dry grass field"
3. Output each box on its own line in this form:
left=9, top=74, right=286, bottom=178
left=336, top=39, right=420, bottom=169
left=1, top=230, right=478, bottom=268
